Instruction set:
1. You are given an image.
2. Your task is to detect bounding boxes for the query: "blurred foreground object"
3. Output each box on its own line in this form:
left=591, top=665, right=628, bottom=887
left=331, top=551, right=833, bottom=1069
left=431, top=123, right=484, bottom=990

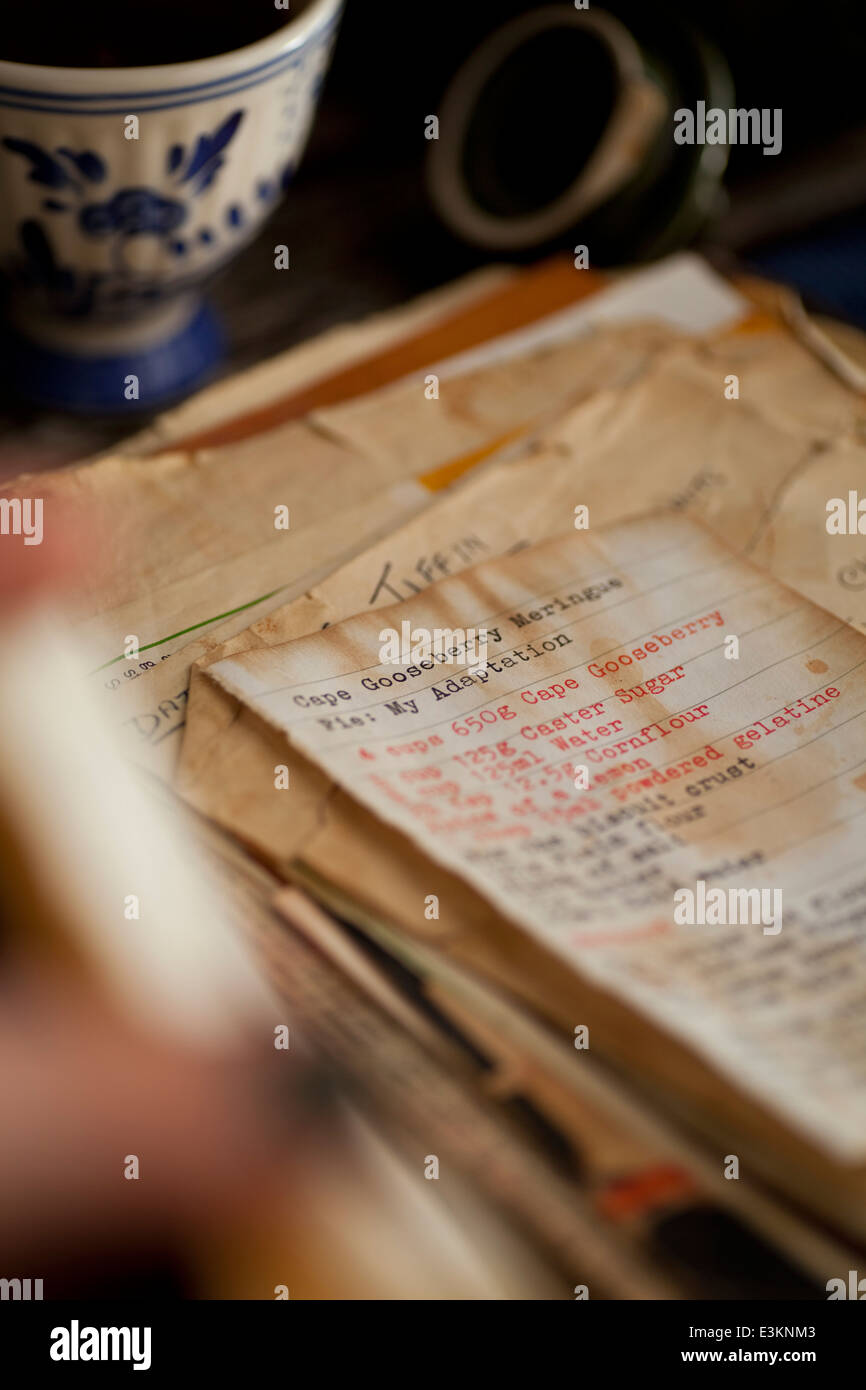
left=0, top=521, right=508, bottom=1298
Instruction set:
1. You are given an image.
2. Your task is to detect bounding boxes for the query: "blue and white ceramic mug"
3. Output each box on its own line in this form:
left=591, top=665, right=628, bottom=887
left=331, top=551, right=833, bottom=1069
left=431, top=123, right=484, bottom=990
left=0, top=0, right=343, bottom=411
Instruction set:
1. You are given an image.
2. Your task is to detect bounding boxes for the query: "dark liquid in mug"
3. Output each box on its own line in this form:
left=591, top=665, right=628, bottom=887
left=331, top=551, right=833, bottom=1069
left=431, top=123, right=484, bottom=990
left=0, top=2, right=312, bottom=68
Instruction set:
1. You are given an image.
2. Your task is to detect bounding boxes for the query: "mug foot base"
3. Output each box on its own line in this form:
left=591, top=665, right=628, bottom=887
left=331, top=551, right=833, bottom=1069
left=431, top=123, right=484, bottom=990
left=3, top=300, right=225, bottom=415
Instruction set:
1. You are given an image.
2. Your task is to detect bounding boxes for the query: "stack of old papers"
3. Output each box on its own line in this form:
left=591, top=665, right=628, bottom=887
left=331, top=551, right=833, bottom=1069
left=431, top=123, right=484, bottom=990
left=11, top=252, right=866, bottom=1297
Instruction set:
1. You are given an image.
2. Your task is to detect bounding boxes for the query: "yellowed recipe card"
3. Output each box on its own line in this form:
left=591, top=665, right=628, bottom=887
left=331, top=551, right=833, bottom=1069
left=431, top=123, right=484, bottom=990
left=203, top=512, right=866, bottom=1160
